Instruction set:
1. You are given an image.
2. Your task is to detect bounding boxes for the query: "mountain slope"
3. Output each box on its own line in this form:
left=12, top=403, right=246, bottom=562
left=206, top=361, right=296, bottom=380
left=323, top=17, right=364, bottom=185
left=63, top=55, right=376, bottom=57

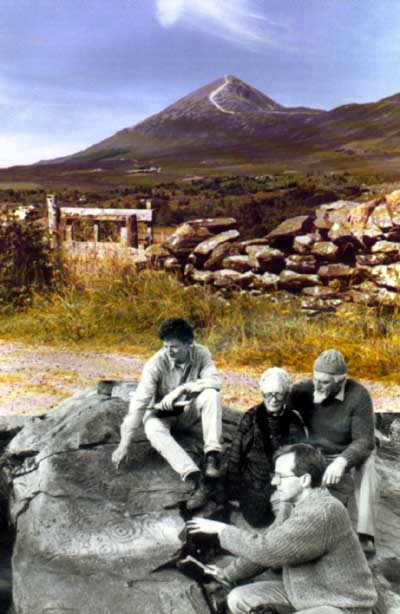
left=19, top=75, right=400, bottom=175
left=68, top=75, right=326, bottom=163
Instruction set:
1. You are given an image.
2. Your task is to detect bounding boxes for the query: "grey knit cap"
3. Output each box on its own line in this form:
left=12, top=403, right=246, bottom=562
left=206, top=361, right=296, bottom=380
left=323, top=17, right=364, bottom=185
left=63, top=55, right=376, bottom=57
left=313, top=349, right=347, bottom=375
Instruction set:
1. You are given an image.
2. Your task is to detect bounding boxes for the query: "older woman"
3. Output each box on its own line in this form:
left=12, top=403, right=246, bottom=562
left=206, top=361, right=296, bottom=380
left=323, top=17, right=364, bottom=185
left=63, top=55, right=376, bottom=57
left=226, top=368, right=306, bottom=527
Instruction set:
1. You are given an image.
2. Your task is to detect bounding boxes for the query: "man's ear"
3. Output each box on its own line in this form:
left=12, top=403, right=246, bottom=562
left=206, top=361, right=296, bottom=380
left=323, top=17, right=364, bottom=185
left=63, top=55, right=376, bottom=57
left=300, top=473, right=312, bottom=488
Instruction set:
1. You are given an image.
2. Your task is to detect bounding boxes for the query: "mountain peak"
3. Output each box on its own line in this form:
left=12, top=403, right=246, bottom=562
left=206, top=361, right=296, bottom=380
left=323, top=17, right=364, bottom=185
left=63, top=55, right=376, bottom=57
left=163, top=75, right=284, bottom=116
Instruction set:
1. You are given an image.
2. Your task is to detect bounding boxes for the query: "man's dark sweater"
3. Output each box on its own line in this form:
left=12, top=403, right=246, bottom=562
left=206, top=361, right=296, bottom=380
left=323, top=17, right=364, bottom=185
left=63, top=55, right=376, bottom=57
left=226, top=404, right=305, bottom=526
left=288, top=378, right=375, bottom=468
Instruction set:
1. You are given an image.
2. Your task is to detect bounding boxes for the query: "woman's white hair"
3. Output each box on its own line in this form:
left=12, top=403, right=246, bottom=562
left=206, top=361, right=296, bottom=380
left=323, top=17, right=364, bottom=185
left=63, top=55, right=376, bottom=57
left=259, top=367, right=292, bottom=394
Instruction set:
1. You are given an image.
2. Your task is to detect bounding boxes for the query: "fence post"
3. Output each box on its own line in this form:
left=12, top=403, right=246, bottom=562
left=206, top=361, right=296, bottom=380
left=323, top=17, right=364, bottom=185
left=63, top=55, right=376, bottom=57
left=126, top=215, right=138, bottom=248
left=145, top=200, right=153, bottom=246
left=47, top=194, right=60, bottom=248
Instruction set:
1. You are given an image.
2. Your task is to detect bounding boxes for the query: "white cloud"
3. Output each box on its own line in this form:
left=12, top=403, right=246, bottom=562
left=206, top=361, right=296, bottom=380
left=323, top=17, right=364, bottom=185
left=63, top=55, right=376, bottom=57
left=156, top=0, right=185, bottom=27
left=155, top=0, right=286, bottom=51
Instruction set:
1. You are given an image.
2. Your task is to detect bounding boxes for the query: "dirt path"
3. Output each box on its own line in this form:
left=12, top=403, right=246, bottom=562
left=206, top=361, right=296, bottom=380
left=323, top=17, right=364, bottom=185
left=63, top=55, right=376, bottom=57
left=0, top=340, right=399, bottom=415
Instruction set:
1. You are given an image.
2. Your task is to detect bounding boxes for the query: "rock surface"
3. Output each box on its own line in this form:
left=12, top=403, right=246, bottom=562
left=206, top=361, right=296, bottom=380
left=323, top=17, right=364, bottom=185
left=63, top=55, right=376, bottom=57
left=0, top=384, right=238, bottom=614
left=159, top=190, right=400, bottom=310
left=1, top=389, right=400, bottom=613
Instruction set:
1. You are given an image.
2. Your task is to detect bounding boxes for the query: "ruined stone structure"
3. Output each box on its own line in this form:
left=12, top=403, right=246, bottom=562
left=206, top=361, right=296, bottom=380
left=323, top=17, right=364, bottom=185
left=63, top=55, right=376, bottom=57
left=47, top=194, right=155, bottom=253
left=160, top=191, right=400, bottom=310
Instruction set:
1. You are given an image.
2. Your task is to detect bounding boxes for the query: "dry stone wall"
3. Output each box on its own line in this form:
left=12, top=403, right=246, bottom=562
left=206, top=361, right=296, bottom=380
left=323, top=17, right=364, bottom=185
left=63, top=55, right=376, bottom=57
left=152, top=192, right=400, bottom=310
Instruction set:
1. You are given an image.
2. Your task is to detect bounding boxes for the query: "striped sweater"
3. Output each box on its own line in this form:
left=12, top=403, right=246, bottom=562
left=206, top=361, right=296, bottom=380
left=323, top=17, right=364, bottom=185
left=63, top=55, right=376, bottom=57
left=220, top=488, right=377, bottom=611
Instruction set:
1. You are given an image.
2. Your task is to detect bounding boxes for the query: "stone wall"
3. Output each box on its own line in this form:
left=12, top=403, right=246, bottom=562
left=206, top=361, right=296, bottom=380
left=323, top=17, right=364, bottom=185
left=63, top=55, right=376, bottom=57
left=151, top=192, right=400, bottom=311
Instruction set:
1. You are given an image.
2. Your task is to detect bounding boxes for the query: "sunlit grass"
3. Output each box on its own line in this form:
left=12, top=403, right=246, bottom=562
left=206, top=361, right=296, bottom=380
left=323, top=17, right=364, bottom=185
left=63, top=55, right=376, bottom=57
left=0, top=253, right=399, bottom=383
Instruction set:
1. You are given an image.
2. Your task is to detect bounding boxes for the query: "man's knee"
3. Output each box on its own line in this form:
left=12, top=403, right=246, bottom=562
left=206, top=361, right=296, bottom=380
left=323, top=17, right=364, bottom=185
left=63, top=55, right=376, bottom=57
left=196, top=387, right=220, bottom=408
left=227, top=587, right=243, bottom=614
left=143, top=417, right=168, bottom=442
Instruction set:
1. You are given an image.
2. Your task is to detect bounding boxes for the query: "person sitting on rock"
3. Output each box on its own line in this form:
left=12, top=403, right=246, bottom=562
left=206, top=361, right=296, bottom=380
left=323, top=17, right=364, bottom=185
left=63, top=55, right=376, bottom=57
left=186, top=443, right=378, bottom=614
left=226, top=367, right=306, bottom=527
left=112, top=317, right=222, bottom=510
left=287, top=348, right=378, bottom=555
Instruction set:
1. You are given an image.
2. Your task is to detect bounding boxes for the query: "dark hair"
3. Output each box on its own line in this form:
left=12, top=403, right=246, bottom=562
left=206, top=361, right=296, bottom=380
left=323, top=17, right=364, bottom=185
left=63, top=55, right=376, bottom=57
left=273, top=443, right=325, bottom=487
left=158, top=318, right=194, bottom=344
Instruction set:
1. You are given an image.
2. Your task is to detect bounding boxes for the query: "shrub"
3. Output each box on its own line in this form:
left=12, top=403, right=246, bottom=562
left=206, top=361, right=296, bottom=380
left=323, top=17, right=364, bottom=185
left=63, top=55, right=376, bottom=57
left=0, top=213, right=54, bottom=310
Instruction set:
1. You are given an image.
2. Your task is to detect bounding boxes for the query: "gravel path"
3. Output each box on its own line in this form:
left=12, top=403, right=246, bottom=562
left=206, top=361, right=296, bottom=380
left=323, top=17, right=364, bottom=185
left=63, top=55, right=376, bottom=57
left=0, top=340, right=399, bottom=415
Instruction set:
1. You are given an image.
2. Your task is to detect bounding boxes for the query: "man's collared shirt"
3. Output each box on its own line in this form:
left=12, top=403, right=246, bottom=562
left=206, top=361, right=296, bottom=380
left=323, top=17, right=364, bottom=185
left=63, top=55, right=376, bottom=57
left=333, top=378, right=346, bottom=402
left=122, top=342, right=220, bottom=434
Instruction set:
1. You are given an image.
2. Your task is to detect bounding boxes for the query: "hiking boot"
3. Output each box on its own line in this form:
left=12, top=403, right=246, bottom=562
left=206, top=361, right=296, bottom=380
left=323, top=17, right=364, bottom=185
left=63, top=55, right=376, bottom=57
left=186, top=482, right=210, bottom=511
left=359, top=534, right=376, bottom=558
left=205, top=452, right=221, bottom=479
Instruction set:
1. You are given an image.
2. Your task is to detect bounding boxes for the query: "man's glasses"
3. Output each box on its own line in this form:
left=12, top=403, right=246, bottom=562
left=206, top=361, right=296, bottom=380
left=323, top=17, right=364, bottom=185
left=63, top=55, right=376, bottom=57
left=263, top=392, right=286, bottom=401
left=272, top=473, right=298, bottom=483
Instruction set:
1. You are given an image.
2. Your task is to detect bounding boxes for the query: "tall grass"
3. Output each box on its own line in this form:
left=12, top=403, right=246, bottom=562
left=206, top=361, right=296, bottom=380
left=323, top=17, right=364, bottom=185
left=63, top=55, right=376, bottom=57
left=0, top=252, right=399, bottom=382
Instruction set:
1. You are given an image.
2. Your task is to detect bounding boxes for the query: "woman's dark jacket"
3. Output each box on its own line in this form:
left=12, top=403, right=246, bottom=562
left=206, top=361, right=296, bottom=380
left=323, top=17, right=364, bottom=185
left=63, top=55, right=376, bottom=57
left=226, top=403, right=306, bottom=527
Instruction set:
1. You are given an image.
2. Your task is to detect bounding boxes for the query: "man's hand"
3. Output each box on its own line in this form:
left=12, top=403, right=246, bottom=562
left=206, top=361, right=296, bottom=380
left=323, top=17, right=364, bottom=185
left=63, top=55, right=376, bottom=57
left=186, top=517, right=227, bottom=537
left=184, top=381, right=204, bottom=394
left=322, top=457, right=347, bottom=486
left=112, top=443, right=129, bottom=469
left=158, top=387, right=184, bottom=411
left=204, top=564, right=231, bottom=587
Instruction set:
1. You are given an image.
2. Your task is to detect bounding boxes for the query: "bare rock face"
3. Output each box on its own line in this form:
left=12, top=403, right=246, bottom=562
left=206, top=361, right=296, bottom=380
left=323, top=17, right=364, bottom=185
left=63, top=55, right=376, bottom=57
left=301, top=286, right=338, bottom=299
left=285, top=254, right=318, bottom=274
left=267, top=215, right=313, bottom=244
left=369, top=263, right=400, bottom=290
left=1, top=384, right=240, bottom=614
left=212, top=268, right=245, bottom=288
left=145, top=244, right=171, bottom=266
left=1, top=396, right=400, bottom=613
left=184, top=265, right=214, bottom=284
left=222, top=255, right=254, bottom=273
left=161, top=190, right=400, bottom=307
left=371, top=241, right=400, bottom=255
left=164, top=224, right=212, bottom=258
left=356, top=254, right=397, bottom=267
left=204, top=242, right=242, bottom=270
left=370, top=204, right=396, bottom=231
left=193, top=230, right=240, bottom=257
left=185, top=217, right=237, bottom=233
left=311, top=241, right=340, bottom=261
left=257, top=272, right=280, bottom=289
left=293, top=233, right=322, bottom=254
left=164, top=256, right=182, bottom=272
left=245, top=245, right=285, bottom=274
left=317, top=263, right=354, bottom=280
left=279, top=270, right=321, bottom=290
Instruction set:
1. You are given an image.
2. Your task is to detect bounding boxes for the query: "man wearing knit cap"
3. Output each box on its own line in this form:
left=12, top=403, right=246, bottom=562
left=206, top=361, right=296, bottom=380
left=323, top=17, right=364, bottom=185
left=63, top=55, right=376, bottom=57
left=287, top=349, right=377, bottom=555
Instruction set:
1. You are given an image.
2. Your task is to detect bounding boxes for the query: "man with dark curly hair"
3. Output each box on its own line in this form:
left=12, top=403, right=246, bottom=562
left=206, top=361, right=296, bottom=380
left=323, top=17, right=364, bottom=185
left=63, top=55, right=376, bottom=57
left=112, top=317, right=222, bottom=510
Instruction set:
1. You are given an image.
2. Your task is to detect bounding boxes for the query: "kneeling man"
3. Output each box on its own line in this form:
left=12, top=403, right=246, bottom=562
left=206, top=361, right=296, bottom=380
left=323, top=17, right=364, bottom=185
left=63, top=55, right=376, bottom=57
left=187, top=443, right=377, bottom=614
left=112, top=317, right=222, bottom=510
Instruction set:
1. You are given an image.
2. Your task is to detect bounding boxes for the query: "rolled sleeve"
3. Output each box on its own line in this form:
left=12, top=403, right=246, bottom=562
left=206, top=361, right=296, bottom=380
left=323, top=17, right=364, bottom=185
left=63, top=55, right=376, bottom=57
left=194, top=347, right=221, bottom=390
left=121, top=359, right=160, bottom=436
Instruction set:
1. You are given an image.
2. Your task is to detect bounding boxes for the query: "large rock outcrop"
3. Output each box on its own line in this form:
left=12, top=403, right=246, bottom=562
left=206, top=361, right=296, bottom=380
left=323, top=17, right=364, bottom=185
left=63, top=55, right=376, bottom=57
left=0, top=383, right=238, bottom=614
left=1, top=387, right=400, bottom=613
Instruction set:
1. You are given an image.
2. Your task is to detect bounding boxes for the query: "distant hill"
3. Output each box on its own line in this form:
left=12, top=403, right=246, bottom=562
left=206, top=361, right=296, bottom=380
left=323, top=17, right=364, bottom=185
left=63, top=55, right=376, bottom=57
left=66, top=75, right=327, bottom=164
left=3, top=75, right=400, bottom=182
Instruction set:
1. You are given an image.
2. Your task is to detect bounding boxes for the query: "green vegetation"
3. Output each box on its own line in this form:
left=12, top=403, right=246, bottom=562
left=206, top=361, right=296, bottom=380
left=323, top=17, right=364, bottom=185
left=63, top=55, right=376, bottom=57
left=1, top=175, right=399, bottom=384
left=0, top=265, right=399, bottom=383
left=0, top=212, right=54, bottom=310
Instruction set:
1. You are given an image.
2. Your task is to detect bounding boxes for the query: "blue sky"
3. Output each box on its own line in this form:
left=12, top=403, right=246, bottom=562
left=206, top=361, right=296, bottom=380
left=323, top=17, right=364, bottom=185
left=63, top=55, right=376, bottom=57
left=1, top=0, right=400, bottom=167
